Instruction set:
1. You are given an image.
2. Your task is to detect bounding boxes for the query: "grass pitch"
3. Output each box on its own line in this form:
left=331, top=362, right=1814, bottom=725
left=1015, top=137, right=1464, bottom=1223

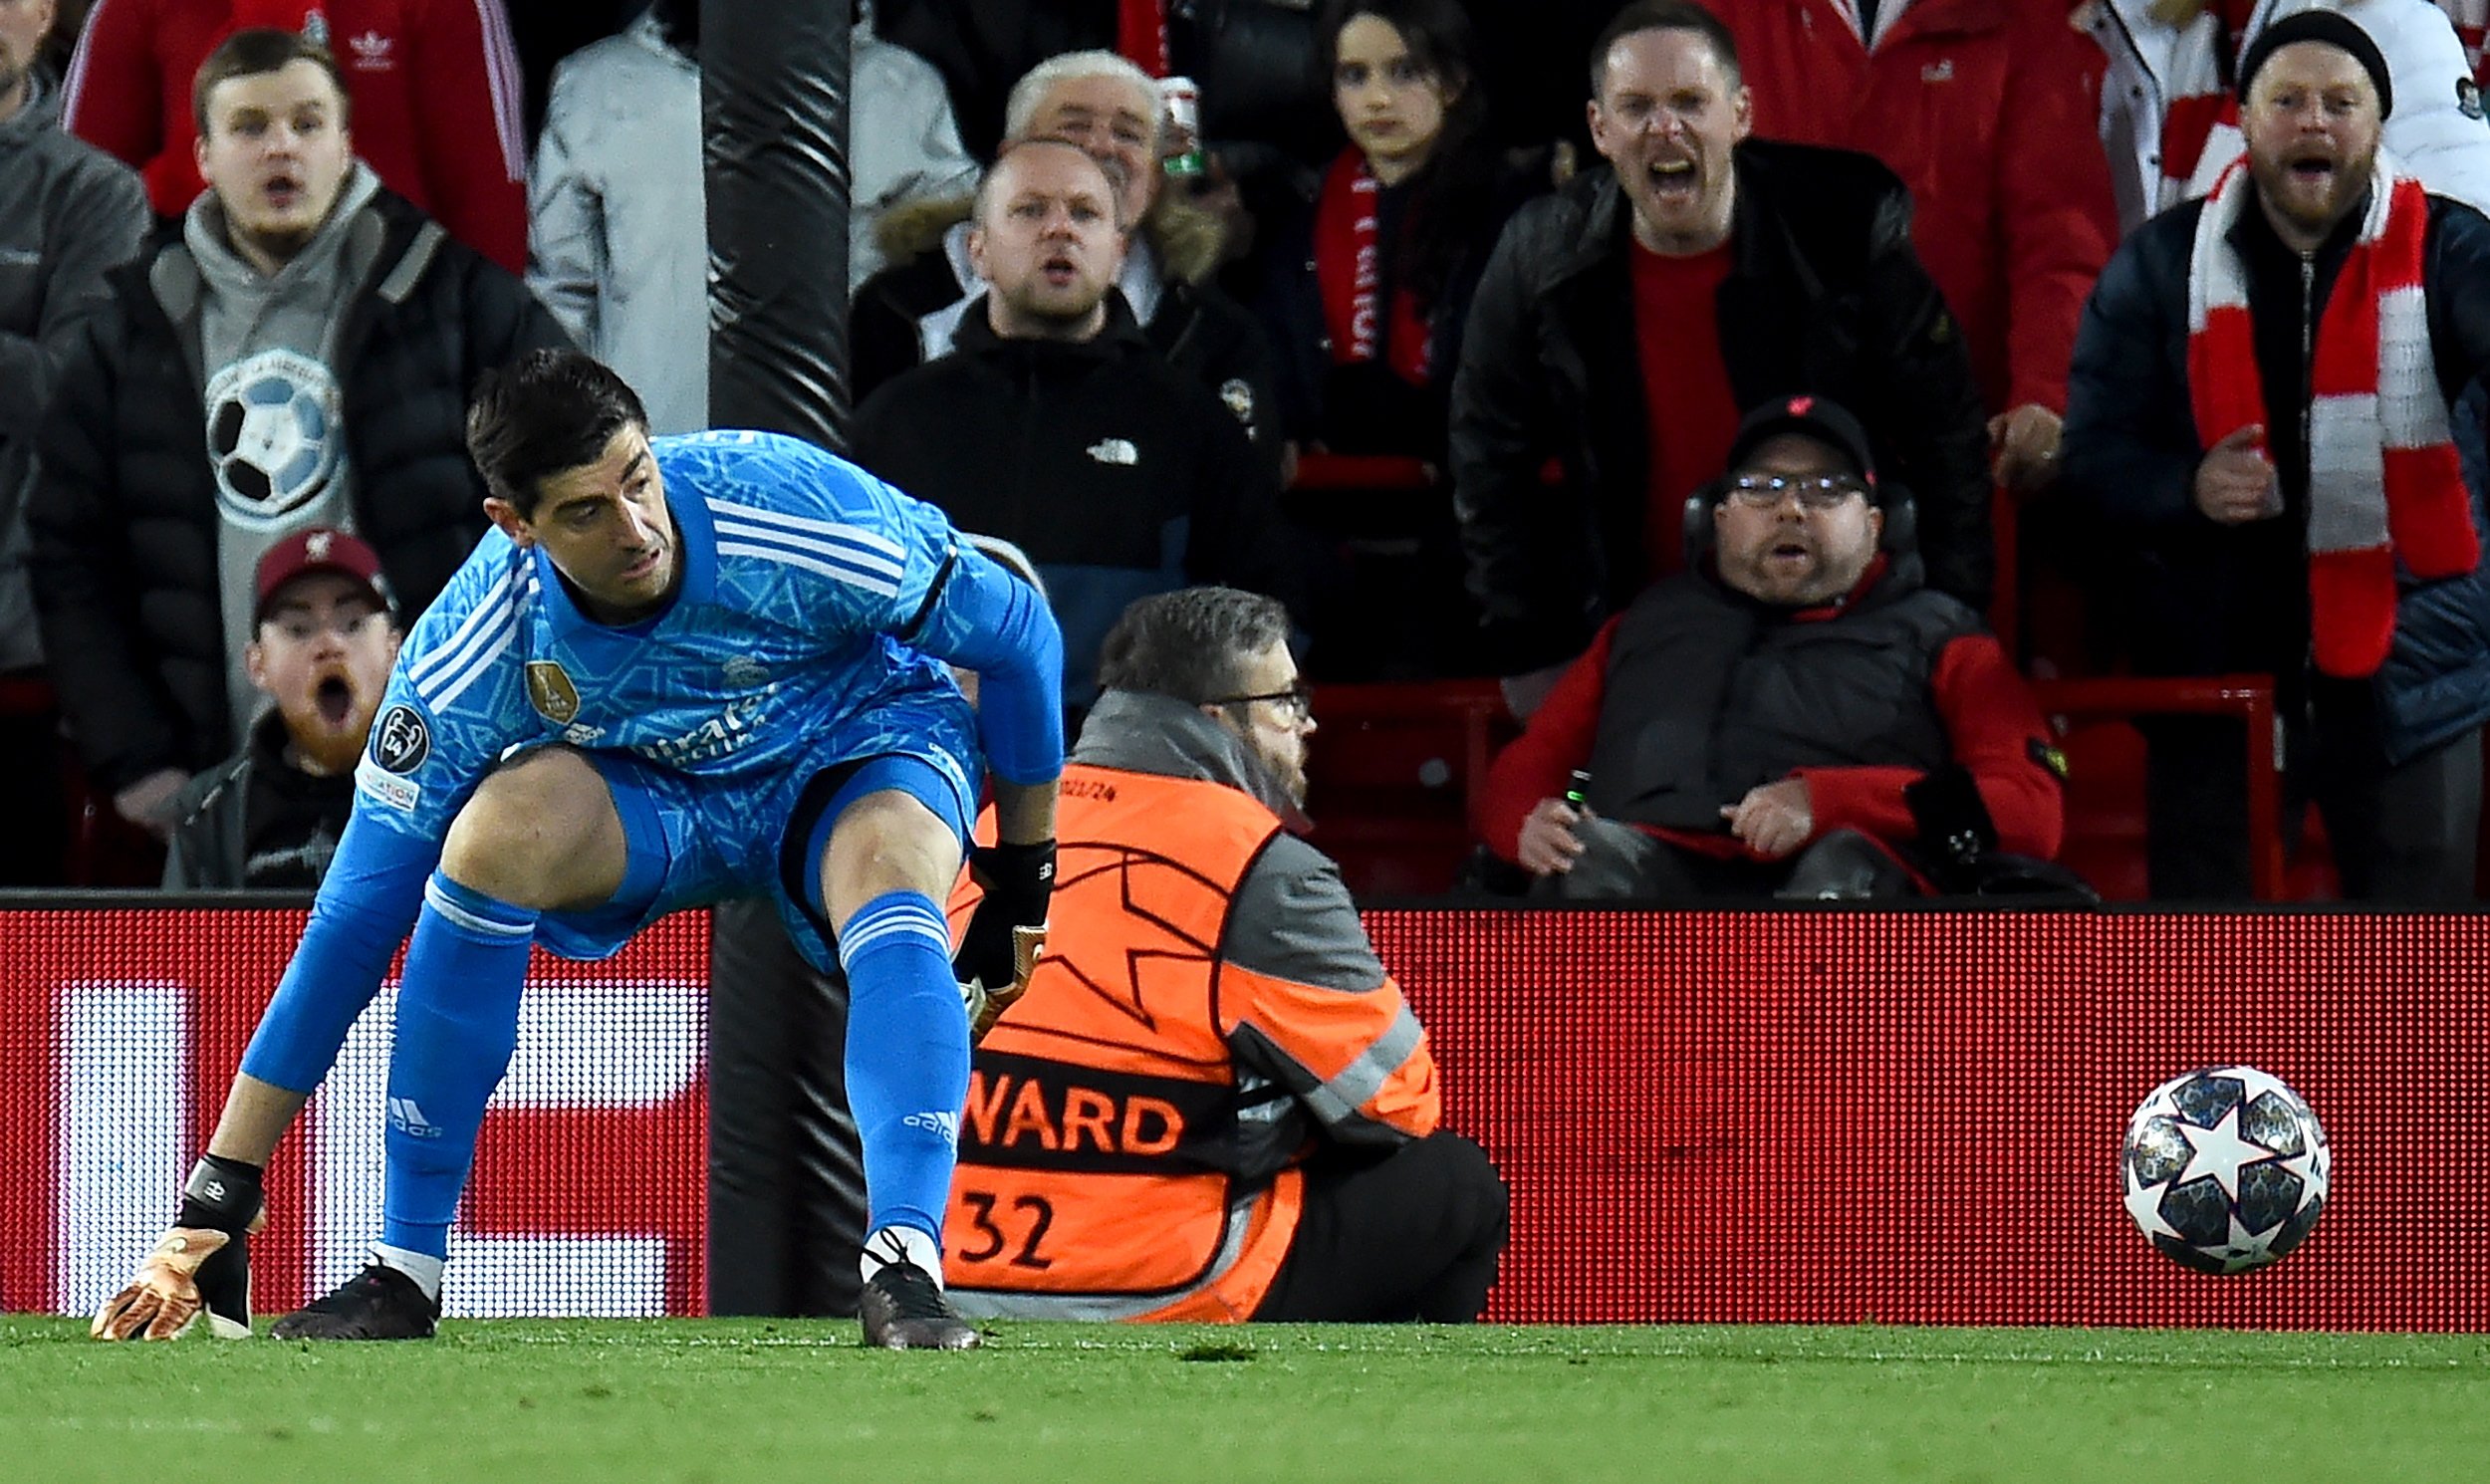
left=7, top=1319, right=2490, bottom=1483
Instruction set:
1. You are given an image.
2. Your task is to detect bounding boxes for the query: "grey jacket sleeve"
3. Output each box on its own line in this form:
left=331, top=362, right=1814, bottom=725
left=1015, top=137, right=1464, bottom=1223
left=1221, top=833, right=1429, bottom=1151
left=0, top=150, right=146, bottom=457
left=523, top=63, right=605, bottom=353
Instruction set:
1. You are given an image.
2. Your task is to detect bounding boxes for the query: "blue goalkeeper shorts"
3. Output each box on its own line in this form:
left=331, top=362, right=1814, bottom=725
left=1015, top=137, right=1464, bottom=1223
left=534, top=678, right=980, bottom=968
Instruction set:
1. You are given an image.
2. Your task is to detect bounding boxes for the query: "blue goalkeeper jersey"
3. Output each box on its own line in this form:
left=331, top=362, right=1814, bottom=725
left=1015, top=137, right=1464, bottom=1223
left=354, top=429, right=1011, bottom=841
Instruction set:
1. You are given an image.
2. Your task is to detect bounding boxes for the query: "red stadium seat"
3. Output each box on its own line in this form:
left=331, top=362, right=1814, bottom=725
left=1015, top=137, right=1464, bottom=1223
left=1303, top=680, right=1514, bottom=898
left=2029, top=675, right=2314, bottom=901
left=1286, top=452, right=1435, bottom=493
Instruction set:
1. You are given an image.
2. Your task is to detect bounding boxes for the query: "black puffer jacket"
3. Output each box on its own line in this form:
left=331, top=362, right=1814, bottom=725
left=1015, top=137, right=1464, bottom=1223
left=30, top=189, right=570, bottom=792
left=2061, top=188, right=2490, bottom=766
left=852, top=297, right=1299, bottom=709
left=852, top=201, right=1280, bottom=468
left=1450, top=140, right=1991, bottom=675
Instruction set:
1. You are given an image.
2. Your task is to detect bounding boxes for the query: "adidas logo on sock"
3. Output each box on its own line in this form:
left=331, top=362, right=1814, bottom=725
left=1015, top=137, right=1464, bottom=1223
left=387, top=1097, right=442, bottom=1138
left=901, top=1111, right=959, bottom=1144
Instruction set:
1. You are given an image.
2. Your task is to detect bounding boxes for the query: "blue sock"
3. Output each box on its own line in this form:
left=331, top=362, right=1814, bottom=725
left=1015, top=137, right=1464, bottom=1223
left=839, top=890, right=969, bottom=1247
left=378, top=872, right=540, bottom=1262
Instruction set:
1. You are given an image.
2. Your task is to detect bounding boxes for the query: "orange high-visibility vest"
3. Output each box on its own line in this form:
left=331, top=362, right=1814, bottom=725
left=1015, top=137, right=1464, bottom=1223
left=942, top=762, right=1302, bottom=1321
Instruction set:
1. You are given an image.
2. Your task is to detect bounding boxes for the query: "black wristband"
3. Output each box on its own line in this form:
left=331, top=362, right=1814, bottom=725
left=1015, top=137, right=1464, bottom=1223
left=975, top=840, right=1056, bottom=918
left=176, top=1153, right=264, bottom=1233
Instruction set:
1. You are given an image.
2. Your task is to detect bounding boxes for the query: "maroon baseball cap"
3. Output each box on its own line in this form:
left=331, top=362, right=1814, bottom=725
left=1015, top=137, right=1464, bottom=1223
left=254, top=526, right=390, bottom=623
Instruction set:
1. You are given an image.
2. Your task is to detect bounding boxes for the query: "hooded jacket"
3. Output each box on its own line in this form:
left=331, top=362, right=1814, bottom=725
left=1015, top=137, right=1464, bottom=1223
left=0, top=76, right=147, bottom=671
left=62, top=0, right=529, bottom=271
left=29, top=185, right=570, bottom=793
left=944, top=688, right=1440, bottom=1322
left=1449, top=141, right=1992, bottom=676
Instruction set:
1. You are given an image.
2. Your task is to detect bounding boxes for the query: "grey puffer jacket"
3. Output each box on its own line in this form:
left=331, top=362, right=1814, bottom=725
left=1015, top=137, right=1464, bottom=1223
left=0, top=76, right=146, bottom=669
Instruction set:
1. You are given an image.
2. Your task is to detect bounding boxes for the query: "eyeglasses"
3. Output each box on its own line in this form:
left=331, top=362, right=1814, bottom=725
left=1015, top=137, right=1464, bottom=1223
left=1723, top=473, right=1870, bottom=511
left=1209, top=679, right=1315, bottom=722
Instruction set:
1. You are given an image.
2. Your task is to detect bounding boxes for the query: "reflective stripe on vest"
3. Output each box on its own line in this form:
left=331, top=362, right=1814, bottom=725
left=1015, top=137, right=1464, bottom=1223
left=944, top=762, right=1299, bottom=1319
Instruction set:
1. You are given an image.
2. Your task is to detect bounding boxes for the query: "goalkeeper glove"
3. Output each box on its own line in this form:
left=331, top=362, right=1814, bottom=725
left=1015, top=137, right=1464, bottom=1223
left=91, top=1156, right=265, bottom=1342
left=955, top=840, right=1053, bottom=1041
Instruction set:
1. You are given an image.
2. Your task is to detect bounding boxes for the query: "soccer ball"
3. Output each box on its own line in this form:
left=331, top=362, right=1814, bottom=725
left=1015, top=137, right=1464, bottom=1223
left=209, top=364, right=333, bottom=515
left=2120, top=1066, right=2329, bottom=1274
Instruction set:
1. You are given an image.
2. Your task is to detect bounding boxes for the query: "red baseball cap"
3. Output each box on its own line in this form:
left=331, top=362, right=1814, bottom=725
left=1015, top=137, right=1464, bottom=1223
left=253, top=526, right=391, bottom=623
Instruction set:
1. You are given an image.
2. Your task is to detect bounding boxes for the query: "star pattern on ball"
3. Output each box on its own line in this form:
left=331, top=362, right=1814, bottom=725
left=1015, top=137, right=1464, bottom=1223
left=2121, top=1067, right=2328, bottom=1274
left=2280, top=1141, right=2330, bottom=1214
left=2175, top=1105, right=2273, bottom=1200
left=2212, top=1212, right=2269, bottom=1274
left=2123, top=1164, right=2183, bottom=1243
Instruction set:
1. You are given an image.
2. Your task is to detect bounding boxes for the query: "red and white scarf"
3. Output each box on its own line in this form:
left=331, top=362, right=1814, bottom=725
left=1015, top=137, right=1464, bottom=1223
left=2158, top=2, right=2244, bottom=204
left=2186, top=152, right=2479, bottom=677
left=1313, top=150, right=1433, bottom=385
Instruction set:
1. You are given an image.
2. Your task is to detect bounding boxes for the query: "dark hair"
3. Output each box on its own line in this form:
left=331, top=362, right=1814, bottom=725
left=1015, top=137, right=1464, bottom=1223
left=1096, top=588, right=1294, bottom=702
left=1320, top=0, right=1498, bottom=307
left=1590, top=0, right=1740, bottom=97
left=193, top=28, right=352, bottom=135
left=465, top=350, right=650, bottom=517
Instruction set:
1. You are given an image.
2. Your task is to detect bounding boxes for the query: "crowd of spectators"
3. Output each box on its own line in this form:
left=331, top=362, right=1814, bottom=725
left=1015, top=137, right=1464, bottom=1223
left=8, top=0, right=2490, bottom=904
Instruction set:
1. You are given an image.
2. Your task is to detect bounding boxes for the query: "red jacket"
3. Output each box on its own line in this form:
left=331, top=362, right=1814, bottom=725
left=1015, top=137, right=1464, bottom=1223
left=1473, top=576, right=2064, bottom=869
left=1720, top=0, right=2118, bottom=413
left=63, top=0, right=528, bottom=273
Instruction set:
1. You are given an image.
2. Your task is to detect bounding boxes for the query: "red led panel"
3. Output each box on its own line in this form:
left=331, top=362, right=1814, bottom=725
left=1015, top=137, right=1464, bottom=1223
left=6, top=906, right=2486, bottom=1328
left=1370, top=909, right=2490, bottom=1330
left=0, top=908, right=709, bottom=1318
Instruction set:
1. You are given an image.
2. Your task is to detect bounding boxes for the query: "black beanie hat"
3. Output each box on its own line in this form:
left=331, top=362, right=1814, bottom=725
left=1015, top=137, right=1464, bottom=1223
left=2237, top=10, right=2393, bottom=120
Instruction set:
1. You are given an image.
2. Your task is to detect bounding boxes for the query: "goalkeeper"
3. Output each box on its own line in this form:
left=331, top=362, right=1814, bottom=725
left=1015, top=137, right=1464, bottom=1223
left=92, top=349, right=1062, bottom=1350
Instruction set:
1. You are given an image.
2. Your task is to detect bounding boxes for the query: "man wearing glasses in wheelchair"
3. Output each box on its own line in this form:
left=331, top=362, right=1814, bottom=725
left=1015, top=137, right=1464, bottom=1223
left=1473, top=394, right=2066, bottom=900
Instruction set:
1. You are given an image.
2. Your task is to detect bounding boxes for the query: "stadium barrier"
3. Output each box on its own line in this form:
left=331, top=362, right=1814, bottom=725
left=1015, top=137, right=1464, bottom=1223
left=5, top=902, right=2483, bottom=1330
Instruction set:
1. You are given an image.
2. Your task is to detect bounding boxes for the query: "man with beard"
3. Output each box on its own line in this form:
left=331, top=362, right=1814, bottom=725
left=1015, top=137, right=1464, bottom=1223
left=854, top=139, right=1299, bottom=712
left=163, top=527, right=400, bottom=889
left=2062, top=10, right=2490, bottom=901
left=31, top=28, right=566, bottom=848
left=1451, top=0, right=1990, bottom=719
left=1473, top=395, right=2063, bottom=900
left=942, top=586, right=1509, bottom=1323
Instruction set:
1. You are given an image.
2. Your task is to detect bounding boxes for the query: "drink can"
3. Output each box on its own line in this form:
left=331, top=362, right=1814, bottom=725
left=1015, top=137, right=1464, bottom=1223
left=1159, top=75, right=1205, bottom=177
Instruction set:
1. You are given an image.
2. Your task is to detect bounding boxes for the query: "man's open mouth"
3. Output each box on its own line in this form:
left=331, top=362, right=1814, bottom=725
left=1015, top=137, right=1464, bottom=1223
left=315, top=674, right=354, bottom=728
left=1644, top=157, right=1700, bottom=207
left=2287, top=151, right=2338, bottom=182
